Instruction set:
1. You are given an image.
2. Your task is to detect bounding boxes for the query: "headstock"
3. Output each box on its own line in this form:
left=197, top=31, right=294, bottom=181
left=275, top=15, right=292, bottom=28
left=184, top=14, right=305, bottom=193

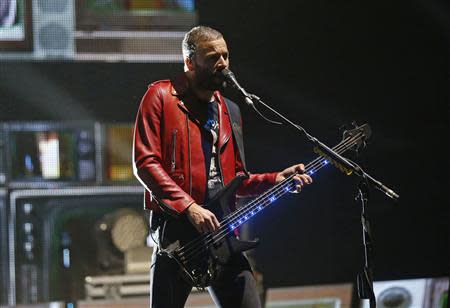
left=342, top=122, right=372, bottom=154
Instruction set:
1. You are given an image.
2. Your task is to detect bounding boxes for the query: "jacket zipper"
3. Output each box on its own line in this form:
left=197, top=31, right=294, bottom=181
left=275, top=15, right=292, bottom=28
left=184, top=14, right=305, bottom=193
left=171, top=129, right=177, bottom=172
left=186, top=114, right=192, bottom=195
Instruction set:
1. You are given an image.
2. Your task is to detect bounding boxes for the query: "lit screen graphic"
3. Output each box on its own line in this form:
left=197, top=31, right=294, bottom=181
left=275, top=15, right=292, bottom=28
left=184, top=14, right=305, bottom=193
left=0, top=0, right=24, bottom=40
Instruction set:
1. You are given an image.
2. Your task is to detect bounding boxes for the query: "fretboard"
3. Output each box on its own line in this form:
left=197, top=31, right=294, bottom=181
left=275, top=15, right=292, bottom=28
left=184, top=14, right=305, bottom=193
left=222, top=130, right=365, bottom=232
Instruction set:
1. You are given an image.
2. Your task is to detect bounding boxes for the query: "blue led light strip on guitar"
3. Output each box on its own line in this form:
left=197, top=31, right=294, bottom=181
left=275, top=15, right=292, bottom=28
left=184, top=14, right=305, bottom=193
left=225, top=132, right=363, bottom=232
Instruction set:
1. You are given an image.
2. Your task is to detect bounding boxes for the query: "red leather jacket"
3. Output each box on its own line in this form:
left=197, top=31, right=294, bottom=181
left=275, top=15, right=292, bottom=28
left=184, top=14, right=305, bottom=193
left=133, top=74, right=278, bottom=216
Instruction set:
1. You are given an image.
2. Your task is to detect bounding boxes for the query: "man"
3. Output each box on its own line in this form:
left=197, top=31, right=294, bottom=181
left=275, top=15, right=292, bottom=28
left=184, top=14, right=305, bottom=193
left=133, top=26, right=312, bottom=308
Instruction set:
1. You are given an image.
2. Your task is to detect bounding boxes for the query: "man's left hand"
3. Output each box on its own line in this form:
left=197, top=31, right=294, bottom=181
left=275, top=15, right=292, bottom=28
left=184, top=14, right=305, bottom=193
left=275, top=163, right=313, bottom=193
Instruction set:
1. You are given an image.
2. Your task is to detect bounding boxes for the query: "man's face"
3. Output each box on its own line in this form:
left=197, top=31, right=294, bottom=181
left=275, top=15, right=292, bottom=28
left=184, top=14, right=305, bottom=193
left=190, top=38, right=229, bottom=91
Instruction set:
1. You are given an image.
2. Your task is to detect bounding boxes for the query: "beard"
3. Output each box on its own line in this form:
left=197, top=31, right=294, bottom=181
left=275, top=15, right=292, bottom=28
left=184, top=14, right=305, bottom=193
left=195, top=66, right=226, bottom=91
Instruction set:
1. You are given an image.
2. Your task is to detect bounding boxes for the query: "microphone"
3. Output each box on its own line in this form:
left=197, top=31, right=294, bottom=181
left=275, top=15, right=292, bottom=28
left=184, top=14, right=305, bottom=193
left=220, top=68, right=254, bottom=106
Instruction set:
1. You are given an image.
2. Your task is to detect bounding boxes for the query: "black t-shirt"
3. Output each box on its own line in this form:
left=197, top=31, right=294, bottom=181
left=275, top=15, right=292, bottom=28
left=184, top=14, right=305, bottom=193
left=203, top=100, right=223, bottom=202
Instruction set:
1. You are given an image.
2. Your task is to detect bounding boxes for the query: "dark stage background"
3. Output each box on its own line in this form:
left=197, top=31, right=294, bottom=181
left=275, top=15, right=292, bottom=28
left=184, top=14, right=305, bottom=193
left=0, top=0, right=448, bottom=289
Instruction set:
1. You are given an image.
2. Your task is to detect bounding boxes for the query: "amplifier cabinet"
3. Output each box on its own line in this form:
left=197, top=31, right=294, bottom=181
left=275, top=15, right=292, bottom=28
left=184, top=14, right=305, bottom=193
left=8, top=186, right=147, bottom=306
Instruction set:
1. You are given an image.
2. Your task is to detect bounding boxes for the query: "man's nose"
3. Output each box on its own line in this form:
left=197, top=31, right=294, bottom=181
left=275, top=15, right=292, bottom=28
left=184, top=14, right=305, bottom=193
left=217, top=56, right=228, bottom=68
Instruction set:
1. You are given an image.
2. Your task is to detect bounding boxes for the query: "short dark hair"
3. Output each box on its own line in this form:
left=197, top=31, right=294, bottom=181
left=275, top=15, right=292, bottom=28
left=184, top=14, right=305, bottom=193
left=182, top=26, right=223, bottom=59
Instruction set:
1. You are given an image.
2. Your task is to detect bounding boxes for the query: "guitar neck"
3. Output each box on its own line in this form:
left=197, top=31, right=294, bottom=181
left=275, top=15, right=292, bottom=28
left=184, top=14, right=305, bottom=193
left=223, top=131, right=364, bottom=232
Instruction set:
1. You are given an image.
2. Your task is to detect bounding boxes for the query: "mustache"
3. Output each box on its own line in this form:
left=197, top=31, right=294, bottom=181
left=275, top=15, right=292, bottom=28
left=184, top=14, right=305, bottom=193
left=213, top=70, right=227, bottom=80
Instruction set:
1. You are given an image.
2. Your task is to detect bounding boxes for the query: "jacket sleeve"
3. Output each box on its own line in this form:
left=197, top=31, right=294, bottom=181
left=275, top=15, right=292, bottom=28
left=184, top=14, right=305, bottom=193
left=235, top=157, right=279, bottom=198
left=133, top=84, right=195, bottom=215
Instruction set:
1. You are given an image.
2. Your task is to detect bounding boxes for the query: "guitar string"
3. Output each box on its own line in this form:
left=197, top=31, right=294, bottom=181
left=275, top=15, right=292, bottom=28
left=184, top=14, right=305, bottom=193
left=175, top=132, right=363, bottom=261
left=175, top=131, right=363, bottom=261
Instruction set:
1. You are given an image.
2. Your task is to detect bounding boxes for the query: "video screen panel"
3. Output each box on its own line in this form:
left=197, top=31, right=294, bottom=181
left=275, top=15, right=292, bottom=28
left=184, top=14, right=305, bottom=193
left=3, top=122, right=97, bottom=185
left=0, top=0, right=197, bottom=60
left=82, top=0, right=194, bottom=13
left=103, top=123, right=135, bottom=183
left=0, top=0, right=24, bottom=40
left=11, top=131, right=77, bottom=180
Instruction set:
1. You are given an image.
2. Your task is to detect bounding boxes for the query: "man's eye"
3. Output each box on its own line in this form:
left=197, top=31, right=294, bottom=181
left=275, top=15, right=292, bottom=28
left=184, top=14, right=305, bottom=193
left=211, top=55, right=220, bottom=61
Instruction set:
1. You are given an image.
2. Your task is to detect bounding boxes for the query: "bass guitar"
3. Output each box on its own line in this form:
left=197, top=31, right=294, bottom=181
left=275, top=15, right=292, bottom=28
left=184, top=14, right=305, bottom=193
left=158, top=123, right=371, bottom=288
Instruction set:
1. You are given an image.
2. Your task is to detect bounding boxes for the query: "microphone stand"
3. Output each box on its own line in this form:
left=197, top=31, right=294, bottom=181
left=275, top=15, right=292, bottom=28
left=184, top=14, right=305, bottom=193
left=356, top=179, right=376, bottom=308
left=241, top=93, right=399, bottom=308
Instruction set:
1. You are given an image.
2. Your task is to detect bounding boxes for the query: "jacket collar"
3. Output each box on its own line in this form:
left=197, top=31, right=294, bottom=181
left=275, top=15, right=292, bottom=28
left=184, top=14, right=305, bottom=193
left=170, top=73, right=190, bottom=97
left=170, top=73, right=231, bottom=148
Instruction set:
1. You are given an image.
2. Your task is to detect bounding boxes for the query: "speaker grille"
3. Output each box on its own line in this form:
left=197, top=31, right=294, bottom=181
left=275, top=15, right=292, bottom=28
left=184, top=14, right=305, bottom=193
left=38, top=23, right=70, bottom=50
left=37, top=0, right=68, bottom=13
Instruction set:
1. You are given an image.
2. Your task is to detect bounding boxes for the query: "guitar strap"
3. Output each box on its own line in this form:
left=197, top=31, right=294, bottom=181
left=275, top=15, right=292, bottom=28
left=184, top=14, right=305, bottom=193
left=223, top=97, right=247, bottom=172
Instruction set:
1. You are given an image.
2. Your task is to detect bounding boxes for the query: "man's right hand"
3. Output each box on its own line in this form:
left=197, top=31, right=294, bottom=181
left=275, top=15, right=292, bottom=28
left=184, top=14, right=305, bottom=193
left=186, top=203, right=220, bottom=233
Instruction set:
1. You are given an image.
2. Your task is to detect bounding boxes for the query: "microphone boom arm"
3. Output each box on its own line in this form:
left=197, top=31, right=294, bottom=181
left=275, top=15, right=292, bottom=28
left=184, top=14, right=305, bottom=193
left=221, top=68, right=399, bottom=201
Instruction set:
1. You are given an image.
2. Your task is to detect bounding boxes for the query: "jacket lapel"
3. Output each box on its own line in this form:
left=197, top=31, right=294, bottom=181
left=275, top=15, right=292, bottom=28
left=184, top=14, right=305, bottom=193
left=216, top=93, right=232, bottom=149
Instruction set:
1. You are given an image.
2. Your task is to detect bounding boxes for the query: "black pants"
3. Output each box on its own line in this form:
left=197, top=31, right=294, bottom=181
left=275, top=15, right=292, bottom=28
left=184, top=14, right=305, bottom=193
left=149, top=251, right=262, bottom=308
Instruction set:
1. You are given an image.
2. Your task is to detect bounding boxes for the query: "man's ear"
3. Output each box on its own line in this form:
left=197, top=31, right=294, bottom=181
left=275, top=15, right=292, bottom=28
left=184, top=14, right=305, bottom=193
left=185, top=57, right=195, bottom=71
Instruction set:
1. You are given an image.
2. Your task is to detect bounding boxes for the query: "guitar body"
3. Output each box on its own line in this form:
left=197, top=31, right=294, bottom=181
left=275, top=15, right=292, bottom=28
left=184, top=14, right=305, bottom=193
left=159, top=175, right=259, bottom=288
